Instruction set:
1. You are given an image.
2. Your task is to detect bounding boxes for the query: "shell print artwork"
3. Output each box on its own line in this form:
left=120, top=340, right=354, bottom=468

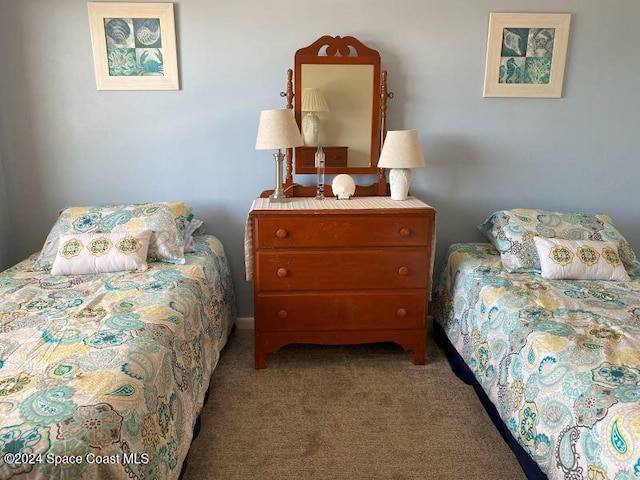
left=133, top=18, right=162, bottom=48
left=332, top=174, right=356, bottom=200
left=502, top=29, right=524, bottom=56
left=102, top=17, right=165, bottom=76
left=104, top=18, right=134, bottom=48
left=88, top=2, right=179, bottom=89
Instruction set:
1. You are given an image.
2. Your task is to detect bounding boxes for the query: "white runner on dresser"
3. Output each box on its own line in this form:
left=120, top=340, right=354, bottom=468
left=250, top=196, right=432, bottom=211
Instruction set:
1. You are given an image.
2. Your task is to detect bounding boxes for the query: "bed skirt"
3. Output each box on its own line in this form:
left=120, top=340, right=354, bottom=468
left=433, top=322, right=547, bottom=480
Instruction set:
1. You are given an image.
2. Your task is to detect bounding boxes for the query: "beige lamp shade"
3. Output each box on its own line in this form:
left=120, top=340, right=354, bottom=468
left=377, top=130, right=426, bottom=169
left=256, top=109, right=304, bottom=150
left=301, top=88, right=330, bottom=112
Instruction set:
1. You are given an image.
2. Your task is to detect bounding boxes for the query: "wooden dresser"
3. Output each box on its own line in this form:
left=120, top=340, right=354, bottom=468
left=247, top=197, right=436, bottom=369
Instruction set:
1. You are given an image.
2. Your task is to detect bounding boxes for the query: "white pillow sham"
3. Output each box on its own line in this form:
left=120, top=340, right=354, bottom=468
left=51, top=230, right=152, bottom=275
left=533, top=237, right=630, bottom=281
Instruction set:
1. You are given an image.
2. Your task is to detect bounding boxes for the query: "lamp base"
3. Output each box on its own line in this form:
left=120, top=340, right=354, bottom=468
left=270, top=150, right=289, bottom=202
left=388, top=168, right=411, bottom=201
left=269, top=191, right=289, bottom=202
left=302, top=112, right=319, bottom=146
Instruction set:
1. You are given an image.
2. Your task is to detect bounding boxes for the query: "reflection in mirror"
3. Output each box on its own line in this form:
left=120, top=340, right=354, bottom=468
left=300, top=87, right=329, bottom=147
left=301, top=64, right=374, bottom=168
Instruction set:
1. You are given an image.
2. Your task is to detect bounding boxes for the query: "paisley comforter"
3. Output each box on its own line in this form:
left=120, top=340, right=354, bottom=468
left=0, top=235, right=236, bottom=480
left=436, top=243, right=640, bottom=480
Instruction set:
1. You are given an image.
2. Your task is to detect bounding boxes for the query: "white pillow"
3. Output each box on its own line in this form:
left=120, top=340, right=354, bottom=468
left=533, top=237, right=630, bottom=281
left=51, top=230, right=152, bottom=275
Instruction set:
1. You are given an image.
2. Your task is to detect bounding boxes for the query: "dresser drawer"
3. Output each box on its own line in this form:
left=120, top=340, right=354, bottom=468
left=255, top=248, right=429, bottom=291
left=256, top=292, right=426, bottom=331
left=253, top=215, right=431, bottom=248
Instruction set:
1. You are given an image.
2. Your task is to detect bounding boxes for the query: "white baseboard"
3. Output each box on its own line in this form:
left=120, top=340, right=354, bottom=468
left=235, top=317, right=254, bottom=330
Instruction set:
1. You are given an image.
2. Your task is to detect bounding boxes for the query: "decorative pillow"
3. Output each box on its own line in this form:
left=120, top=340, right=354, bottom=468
left=533, top=238, right=630, bottom=281
left=33, top=202, right=192, bottom=271
left=478, top=209, right=639, bottom=274
left=51, top=230, right=152, bottom=275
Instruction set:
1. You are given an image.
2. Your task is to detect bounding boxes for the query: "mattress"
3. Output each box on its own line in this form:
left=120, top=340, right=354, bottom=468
left=436, top=243, right=640, bottom=480
left=0, top=235, right=236, bottom=479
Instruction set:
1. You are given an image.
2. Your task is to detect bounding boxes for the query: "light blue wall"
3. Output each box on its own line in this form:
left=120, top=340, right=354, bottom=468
left=0, top=6, right=12, bottom=269
left=1, top=0, right=639, bottom=316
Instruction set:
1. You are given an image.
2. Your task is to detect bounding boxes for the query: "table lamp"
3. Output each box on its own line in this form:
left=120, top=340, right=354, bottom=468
left=301, top=88, right=329, bottom=146
left=256, top=109, right=304, bottom=202
left=377, top=130, right=426, bottom=201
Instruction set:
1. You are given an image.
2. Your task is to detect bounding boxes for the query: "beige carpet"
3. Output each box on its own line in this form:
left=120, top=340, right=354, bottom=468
left=182, top=328, right=527, bottom=480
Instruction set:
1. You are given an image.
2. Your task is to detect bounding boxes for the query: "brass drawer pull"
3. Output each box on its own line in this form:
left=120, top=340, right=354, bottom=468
left=398, top=266, right=409, bottom=276
left=277, top=268, right=289, bottom=277
left=399, top=227, right=411, bottom=237
left=397, top=308, right=407, bottom=317
left=276, top=229, right=288, bottom=239
left=277, top=310, right=288, bottom=319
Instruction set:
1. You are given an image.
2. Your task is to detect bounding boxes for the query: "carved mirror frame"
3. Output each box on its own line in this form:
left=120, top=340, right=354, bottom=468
left=281, top=35, right=391, bottom=197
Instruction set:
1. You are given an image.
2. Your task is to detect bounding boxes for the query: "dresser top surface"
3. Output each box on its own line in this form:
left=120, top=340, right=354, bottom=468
left=250, top=196, right=435, bottom=213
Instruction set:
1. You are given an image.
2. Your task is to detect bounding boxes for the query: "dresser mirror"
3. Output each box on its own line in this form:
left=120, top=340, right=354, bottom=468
left=278, top=35, right=391, bottom=197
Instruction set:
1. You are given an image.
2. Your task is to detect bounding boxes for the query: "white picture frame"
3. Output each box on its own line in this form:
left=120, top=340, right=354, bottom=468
left=483, top=13, right=571, bottom=98
left=87, top=2, right=179, bottom=91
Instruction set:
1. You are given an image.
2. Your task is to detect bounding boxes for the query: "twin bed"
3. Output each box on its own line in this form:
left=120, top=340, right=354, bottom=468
left=0, top=202, right=236, bottom=479
left=435, top=209, right=640, bottom=480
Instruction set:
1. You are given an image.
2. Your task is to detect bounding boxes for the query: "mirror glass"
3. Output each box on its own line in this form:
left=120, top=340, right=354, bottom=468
left=300, top=64, right=374, bottom=168
left=292, top=35, right=383, bottom=176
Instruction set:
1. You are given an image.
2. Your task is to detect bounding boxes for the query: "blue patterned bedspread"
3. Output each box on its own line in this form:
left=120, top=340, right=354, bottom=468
left=436, top=243, right=640, bottom=480
left=0, top=235, right=236, bottom=480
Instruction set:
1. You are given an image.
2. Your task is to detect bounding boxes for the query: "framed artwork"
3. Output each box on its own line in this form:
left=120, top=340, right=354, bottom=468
left=483, top=13, right=571, bottom=98
left=87, top=2, right=179, bottom=90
